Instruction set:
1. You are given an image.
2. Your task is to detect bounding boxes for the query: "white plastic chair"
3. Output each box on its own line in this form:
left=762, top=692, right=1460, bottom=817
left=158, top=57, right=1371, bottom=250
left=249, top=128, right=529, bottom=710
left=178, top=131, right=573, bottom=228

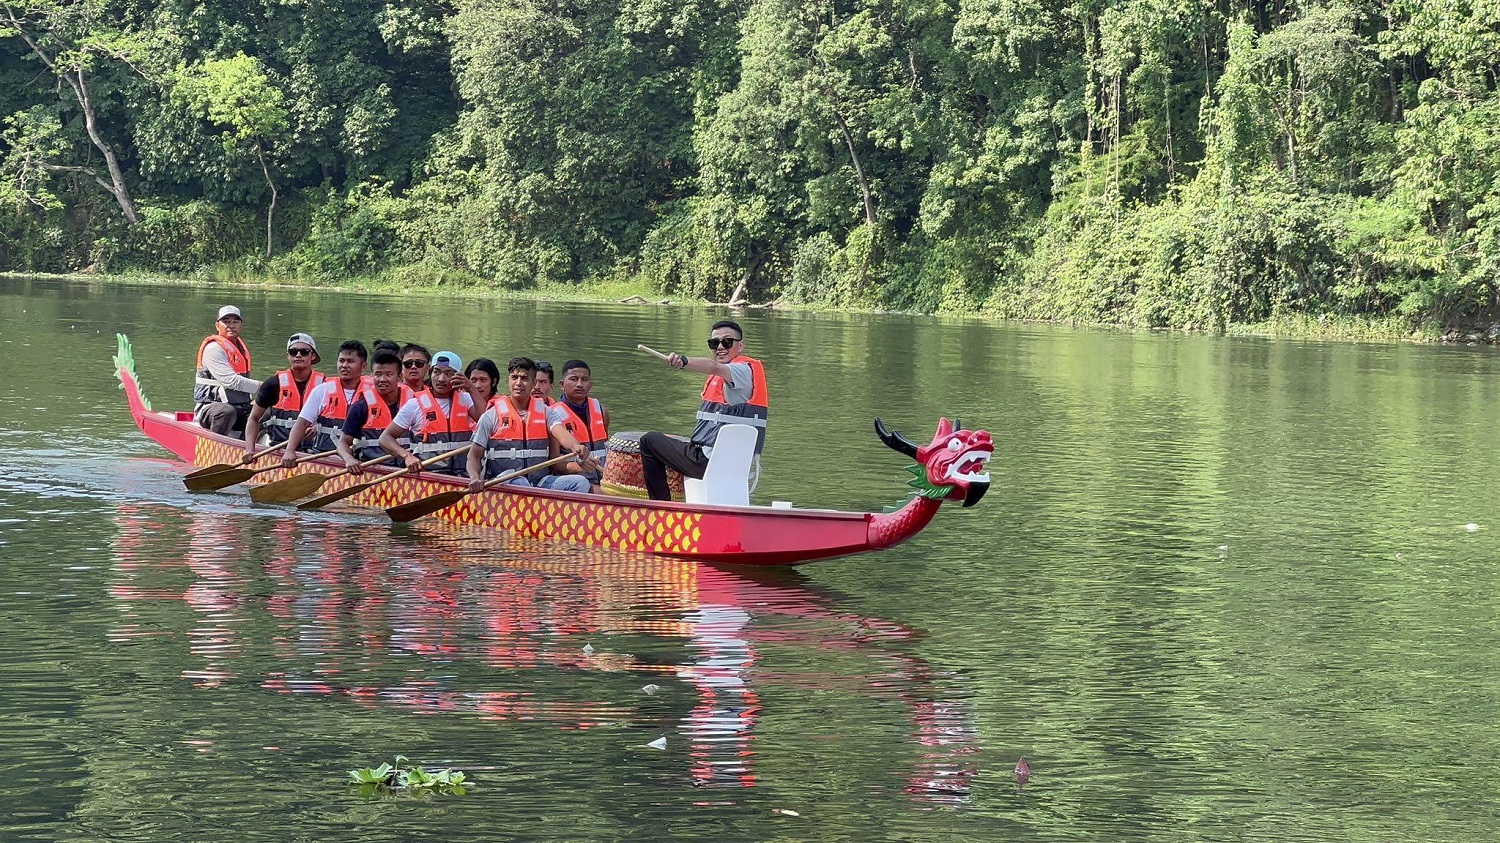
left=684, top=424, right=758, bottom=506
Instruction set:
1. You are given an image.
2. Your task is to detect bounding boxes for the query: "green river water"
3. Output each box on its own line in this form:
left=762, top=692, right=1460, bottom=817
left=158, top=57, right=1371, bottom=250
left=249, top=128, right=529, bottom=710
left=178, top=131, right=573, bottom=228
left=2, top=276, right=1499, bottom=841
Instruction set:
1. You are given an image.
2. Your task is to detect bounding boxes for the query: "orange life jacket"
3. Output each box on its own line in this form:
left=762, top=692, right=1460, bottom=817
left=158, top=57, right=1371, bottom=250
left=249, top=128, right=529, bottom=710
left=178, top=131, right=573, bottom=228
left=553, top=397, right=609, bottom=468
left=350, top=384, right=413, bottom=459
left=265, top=369, right=325, bottom=445
left=692, top=355, right=769, bottom=452
left=411, top=390, right=475, bottom=475
left=484, top=396, right=551, bottom=478
left=194, top=334, right=253, bottom=407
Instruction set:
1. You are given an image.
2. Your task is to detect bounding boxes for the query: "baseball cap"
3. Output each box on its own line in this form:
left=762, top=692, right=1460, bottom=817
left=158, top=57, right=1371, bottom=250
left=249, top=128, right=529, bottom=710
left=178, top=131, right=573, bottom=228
left=216, top=305, right=243, bottom=321
left=431, top=351, right=462, bottom=371
left=286, top=332, right=321, bottom=363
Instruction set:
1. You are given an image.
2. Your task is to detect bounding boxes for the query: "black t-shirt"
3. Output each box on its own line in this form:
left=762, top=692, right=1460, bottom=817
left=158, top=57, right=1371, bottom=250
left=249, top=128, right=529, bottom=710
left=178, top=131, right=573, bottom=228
left=342, top=395, right=402, bottom=438
left=255, top=373, right=314, bottom=409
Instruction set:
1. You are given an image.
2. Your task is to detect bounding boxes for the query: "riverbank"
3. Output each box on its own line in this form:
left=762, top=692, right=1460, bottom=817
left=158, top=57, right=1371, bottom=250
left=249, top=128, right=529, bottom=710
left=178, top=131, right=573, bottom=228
left=1, top=269, right=1457, bottom=343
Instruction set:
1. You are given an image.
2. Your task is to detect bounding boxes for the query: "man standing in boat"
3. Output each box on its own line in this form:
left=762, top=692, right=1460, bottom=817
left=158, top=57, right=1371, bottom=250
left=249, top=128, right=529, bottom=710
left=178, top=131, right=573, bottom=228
left=241, top=332, right=324, bottom=462
left=194, top=305, right=260, bottom=436
left=639, top=320, right=769, bottom=501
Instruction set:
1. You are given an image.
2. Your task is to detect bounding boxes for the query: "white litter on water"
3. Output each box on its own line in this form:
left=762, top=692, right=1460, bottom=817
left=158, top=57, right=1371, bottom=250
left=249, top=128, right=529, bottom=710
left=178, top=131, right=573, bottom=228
left=645, top=737, right=667, bottom=750
left=641, top=684, right=660, bottom=695
left=582, top=643, right=594, bottom=656
left=1466, top=523, right=1480, bottom=532
left=773, top=809, right=800, bottom=817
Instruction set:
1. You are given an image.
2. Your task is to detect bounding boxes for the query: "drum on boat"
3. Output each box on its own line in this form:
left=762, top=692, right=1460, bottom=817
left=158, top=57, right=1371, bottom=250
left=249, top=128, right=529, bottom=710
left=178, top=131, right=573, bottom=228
left=601, top=431, right=685, bottom=500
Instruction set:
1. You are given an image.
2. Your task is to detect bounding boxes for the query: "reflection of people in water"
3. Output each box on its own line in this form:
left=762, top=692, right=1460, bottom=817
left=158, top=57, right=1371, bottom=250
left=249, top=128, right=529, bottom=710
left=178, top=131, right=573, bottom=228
left=106, top=512, right=977, bottom=801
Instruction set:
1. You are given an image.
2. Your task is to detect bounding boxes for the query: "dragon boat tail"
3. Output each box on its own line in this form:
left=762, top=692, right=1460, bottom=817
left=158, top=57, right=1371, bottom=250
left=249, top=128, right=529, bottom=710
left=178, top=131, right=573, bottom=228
left=114, top=334, right=991, bottom=565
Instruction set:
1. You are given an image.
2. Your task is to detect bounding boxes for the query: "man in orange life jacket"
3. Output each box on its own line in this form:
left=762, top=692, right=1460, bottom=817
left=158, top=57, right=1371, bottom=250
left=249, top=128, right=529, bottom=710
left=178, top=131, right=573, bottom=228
left=532, top=360, right=556, bottom=406
left=194, top=305, right=260, bottom=436
left=466, top=357, right=592, bottom=493
left=640, top=320, right=769, bottom=501
left=400, top=343, right=432, bottom=395
left=546, top=359, right=609, bottom=493
left=280, top=340, right=370, bottom=465
left=379, top=350, right=485, bottom=477
left=242, top=332, right=324, bottom=462
left=336, top=350, right=411, bottom=474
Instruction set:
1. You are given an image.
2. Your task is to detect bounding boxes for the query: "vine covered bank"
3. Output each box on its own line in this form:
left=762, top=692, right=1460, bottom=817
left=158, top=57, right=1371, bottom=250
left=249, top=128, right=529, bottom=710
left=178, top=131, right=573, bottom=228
left=2, top=0, right=1496, bottom=335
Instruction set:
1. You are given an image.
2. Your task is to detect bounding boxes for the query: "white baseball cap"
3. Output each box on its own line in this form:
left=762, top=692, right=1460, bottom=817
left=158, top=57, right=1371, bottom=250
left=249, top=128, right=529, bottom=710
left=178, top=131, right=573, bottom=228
left=286, top=332, right=320, bottom=363
left=216, top=305, right=243, bottom=321
left=431, top=351, right=462, bottom=371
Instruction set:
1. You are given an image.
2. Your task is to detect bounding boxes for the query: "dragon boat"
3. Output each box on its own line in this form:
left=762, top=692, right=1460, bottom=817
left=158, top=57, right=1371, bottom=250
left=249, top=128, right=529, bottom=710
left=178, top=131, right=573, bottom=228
left=114, top=334, right=992, bottom=565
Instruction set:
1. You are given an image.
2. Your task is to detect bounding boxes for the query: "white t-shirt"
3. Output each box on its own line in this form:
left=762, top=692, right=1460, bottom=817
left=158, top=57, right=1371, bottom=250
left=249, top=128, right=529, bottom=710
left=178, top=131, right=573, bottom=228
left=394, top=391, right=474, bottom=436
left=296, top=380, right=361, bottom=424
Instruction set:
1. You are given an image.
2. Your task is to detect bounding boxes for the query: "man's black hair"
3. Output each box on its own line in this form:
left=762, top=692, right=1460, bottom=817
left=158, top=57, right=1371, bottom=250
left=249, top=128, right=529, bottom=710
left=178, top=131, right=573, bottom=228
left=372, top=338, right=401, bottom=357
left=535, top=360, right=555, bottom=376
left=371, top=351, right=401, bottom=368
left=507, top=356, right=537, bottom=375
left=561, top=359, right=590, bottom=376
left=400, top=343, right=431, bottom=361
left=340, top=339, right=369, bottom=361
left=466, top=357, right=501, bottom=382
left=711, top=320, right=743, bottom=339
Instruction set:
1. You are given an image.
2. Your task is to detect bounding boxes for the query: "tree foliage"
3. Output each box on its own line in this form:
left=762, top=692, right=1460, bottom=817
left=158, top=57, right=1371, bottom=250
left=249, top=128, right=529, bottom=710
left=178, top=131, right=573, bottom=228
left=2, top=0, right=1499, bottom=329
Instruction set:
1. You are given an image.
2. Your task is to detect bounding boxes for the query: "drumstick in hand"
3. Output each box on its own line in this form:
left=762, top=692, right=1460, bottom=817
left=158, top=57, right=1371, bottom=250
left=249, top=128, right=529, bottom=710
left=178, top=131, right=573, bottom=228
left=637, top=344, right=671, bottom=362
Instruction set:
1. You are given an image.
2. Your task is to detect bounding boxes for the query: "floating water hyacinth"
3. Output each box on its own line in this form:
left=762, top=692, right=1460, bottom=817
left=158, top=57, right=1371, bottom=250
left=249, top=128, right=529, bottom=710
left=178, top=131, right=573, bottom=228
left=348, top=755, right=468, bottom=798
left=641, top=684, right=660, bottom=695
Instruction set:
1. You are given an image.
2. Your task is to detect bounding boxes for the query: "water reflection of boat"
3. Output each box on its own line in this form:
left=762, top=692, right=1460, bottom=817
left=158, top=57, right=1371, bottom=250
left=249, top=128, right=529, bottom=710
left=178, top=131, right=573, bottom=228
left=108, top=507, right=979, bottom=802
left=114, top=334, right=992, bottom=565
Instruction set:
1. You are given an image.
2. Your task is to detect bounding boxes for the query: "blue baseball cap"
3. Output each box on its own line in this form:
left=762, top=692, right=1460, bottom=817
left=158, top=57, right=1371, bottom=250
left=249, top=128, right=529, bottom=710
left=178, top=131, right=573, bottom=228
left=431, top=351, right=462, bottom=371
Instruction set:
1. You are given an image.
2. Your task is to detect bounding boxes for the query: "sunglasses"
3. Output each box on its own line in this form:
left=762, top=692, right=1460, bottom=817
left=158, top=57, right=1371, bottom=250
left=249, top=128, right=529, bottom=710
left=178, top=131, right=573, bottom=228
left=288, top=347, right=314, bottom=357
left=402, top=359, right=428, bottom=368
left=706, top=337, right=741, bottom=350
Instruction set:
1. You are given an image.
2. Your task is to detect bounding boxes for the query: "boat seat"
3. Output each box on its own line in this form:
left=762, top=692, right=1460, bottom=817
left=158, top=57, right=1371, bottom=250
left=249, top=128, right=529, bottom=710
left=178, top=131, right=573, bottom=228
left=684, top=424, right=759, bottom=506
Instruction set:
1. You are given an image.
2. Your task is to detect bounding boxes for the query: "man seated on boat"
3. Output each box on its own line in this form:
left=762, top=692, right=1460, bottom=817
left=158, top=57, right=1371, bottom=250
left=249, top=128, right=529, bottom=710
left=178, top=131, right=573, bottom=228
left=546, top=359, right=608, bottom=493
left=337, top=351, right=413, bottom=474
left=279, top=340, right=369, bottom=464
left=532, top=360, right=555, bottom=406
left=400, top=343, right=432, bottom=394
left=194, top=305, right=260, bottom=436
left=241, top=332, right=324, bottom=462
left=465, top=358, right=502, bottom=410
left=379, top=350, right=484, bottom=477
left=466, top=357, right=592, bottom=493
left=640, top=320, right=768, bottom=501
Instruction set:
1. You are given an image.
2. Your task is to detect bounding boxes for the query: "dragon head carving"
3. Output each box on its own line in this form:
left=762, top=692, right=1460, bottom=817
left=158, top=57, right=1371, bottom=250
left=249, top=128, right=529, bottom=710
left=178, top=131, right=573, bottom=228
left=875, top=418, right=992, bottom=507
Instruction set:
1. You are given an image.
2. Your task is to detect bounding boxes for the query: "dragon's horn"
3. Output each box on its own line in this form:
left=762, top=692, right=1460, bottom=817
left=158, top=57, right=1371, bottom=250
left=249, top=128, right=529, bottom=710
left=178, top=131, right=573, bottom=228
left=954, top=418, right=962, bottom=431
left=874, top=418, right=919, bottom=458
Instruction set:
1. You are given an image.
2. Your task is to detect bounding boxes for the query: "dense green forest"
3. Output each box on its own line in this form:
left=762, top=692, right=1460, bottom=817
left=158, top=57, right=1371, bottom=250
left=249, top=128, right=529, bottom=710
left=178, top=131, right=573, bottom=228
left=1, top=0, right=1496, bottom=329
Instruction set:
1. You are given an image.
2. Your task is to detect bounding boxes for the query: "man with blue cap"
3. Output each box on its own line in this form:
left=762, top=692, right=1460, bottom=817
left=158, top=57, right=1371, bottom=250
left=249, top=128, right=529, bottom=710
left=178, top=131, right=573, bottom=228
left=379, top=350, right=484, bottom=476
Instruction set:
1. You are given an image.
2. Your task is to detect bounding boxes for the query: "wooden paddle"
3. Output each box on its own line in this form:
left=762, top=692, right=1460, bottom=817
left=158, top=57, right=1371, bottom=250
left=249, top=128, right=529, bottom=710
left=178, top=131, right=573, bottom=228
left=184, top=449, right=338, bottom=492
left=296, top=445, right=470, bottom=512
left=249, top=454, right=394, bottom=504
left=637, top=343, right=672, bottom=362
left=386, top=453, right=576, bottom=523
left=184, top=442, right=286, bottom=481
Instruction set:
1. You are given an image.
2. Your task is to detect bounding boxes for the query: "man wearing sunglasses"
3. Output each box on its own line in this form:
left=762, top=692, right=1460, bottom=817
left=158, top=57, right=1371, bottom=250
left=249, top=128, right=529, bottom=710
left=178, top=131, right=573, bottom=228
left=400, top=343, right=433, bottom=395
left=241, top=332, right=325, bottom=462
left=639, top=320, right=769, bottom=501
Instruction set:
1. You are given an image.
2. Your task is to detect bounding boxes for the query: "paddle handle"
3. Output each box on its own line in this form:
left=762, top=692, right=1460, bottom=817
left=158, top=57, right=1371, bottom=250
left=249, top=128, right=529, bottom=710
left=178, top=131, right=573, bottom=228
left=481, top=453, right=578, bottom=491
left=258, top=449, right=337, bottom=475
left=637, top=344, right=672, bottom=362
left=245, top=442, right=287, bottom=462
left=368, top=444, right=472, bottom=485
left=320, top=453, right=394, bottom=483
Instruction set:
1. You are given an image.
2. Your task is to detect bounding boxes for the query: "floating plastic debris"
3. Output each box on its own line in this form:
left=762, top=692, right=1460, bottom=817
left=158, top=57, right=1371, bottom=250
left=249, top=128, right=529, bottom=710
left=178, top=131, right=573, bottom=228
left=773, top=809, right=800, bottom=817
left=641, top=684, right=660, bottom=695
left=646, top=737, right=666, bottom=750
left=1466, top=523, right=1480, bottom=532
left=582, top=643, right=595, bottom=656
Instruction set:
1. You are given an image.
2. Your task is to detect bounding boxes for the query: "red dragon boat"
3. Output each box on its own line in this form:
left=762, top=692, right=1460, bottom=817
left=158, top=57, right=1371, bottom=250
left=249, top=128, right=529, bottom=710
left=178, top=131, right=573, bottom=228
left=114, top=334, right=991, bottom=565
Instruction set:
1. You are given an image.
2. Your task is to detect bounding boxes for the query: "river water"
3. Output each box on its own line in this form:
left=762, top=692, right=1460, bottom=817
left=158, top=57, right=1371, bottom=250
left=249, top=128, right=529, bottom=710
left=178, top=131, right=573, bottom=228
left=2, top=276, right=1499, bottom=841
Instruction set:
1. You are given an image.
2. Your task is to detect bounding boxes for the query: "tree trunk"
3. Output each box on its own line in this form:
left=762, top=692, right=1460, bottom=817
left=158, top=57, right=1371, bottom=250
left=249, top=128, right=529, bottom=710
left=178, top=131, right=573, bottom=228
left=726, top=253, right=761, bottom=306
left=832, top=110, right=877, bottom=226
left=257, top=144, right=278, bottom=259
left=3, top=12, right=140, bottom=224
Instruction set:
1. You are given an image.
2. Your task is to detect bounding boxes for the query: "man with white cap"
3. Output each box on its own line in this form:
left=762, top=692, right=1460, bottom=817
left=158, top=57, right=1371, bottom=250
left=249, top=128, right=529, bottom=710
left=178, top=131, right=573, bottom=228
left=379, top=350, right=484, bottom=477
left=241, top=332, right=325, bottom=462
left=194, top=305, right=260, bottom=436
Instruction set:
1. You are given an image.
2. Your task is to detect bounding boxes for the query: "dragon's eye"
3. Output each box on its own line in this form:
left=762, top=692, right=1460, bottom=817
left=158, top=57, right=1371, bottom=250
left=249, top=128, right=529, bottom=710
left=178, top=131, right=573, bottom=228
left=947, top=439, right=962, bottom=451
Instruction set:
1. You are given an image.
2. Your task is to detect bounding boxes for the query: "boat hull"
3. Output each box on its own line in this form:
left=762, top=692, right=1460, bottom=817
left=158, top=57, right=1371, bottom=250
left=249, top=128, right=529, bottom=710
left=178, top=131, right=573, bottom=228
left=113, top=334, right=964, bottom=566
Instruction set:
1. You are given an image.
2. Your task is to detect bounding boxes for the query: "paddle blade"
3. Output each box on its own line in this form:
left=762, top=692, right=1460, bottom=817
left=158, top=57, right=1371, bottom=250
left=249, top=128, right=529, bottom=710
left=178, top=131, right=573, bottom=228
left=249, top=471, right=329, bottom=504
left=184, top=467, right=257, bottom=491
left=387, top=490, right=469, bottom=523
left=297, top=477, right=381, bottom=511
left=184, top=462, right=240, bottom=481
